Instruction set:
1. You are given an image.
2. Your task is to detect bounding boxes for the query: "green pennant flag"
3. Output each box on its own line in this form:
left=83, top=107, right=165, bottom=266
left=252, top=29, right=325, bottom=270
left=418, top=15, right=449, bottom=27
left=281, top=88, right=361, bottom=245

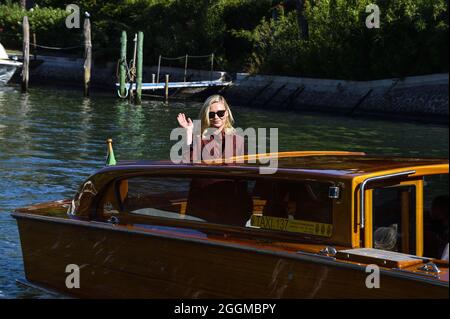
left=106, top=139, right=117, bottom=166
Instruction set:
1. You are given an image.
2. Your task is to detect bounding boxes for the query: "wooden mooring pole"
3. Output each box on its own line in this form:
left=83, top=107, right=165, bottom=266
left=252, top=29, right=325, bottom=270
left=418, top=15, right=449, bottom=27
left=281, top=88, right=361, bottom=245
left=156, top=55, right=161, bottom=83
left=165, top=74, right=169, bottom=102
left=83, top=17, right=92, bottom=97
left=22, top=16, right=30, bottom=92
left=136, top=31, right=144, bottom=105
left=210, top=53, right=214, bottom=81
left=32, top=32, right=37, bottom=60
left=184, top=54, right=188, bottom=83
left=119, top=31, right=127, bottom=98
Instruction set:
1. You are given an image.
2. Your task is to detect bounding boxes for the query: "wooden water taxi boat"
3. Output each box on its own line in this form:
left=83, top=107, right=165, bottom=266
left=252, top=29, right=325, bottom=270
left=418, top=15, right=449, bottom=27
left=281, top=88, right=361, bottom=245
left=12, top=151, right=449, bottom=298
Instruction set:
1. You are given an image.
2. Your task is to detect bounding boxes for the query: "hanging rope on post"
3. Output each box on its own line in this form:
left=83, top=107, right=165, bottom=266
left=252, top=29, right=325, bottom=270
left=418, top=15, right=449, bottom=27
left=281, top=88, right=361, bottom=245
left=116, top=58, right=131, bottom=99
left=128, top=33, right=138, bottom=103
left=32, top=44, right=83, bottom=50
left=156, top=53, right=215, bottom=83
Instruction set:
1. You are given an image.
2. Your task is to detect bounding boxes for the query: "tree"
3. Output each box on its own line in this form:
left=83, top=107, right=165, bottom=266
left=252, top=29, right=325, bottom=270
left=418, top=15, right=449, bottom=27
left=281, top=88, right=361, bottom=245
left=295, top=0, right=308, bottom=40
left=282, top=0, right=309, bottom=39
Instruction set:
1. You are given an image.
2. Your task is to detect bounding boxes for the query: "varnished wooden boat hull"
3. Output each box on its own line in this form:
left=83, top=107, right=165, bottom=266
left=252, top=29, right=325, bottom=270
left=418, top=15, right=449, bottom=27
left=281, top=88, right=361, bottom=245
left=15, top=215, right=448, bottom=299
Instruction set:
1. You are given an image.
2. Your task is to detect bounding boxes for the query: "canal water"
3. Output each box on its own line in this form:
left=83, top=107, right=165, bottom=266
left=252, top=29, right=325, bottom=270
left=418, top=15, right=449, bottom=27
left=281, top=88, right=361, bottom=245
left=0, top=85, right=448, bottom=298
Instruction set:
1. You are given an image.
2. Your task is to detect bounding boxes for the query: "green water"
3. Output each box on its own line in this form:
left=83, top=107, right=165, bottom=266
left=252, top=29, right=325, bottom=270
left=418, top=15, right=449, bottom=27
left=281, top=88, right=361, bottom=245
left=0, top=85, right=448, bottom=298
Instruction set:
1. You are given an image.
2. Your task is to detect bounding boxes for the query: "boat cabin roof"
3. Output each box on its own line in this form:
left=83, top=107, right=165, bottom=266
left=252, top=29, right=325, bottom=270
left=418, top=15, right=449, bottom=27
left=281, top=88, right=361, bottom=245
left=101, top=152, right=448, bottom=180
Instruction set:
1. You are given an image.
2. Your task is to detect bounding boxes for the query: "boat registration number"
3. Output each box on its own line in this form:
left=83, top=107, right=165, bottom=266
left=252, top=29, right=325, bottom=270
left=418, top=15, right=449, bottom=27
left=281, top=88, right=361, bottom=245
left=250, top=215, right=333, bottom=237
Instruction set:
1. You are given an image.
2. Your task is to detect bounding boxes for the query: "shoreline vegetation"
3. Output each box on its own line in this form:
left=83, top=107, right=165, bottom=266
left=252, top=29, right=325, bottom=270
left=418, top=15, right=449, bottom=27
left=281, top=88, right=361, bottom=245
left=0, top=0, right=448, bottom=81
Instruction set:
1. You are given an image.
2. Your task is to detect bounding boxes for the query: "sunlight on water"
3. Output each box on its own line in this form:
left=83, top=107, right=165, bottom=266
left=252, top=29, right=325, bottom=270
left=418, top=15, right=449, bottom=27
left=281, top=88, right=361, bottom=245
left=0, top=85, right=448, bottom=298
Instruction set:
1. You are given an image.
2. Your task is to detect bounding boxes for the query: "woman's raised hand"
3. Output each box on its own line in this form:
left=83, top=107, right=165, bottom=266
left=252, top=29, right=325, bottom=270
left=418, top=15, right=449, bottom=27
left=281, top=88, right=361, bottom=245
left=177, top=113, right=193, bottom=129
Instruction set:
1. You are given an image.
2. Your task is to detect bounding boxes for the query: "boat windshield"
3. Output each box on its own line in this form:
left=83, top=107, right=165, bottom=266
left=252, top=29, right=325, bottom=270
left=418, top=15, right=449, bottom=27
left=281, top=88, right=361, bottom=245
left=96, top=175, right=334, bottom=238
left=423, top=174, right=449, bottom=259
left=371, top=173, right=449, bottom=258
left=372, top=185, right=417, bottom=255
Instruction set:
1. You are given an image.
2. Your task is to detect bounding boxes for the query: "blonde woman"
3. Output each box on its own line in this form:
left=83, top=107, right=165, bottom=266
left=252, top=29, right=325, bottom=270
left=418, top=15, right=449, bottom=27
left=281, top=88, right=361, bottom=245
left=178, top=95, right=251, bottom=225
left=177, top=95, right=245, bottom=162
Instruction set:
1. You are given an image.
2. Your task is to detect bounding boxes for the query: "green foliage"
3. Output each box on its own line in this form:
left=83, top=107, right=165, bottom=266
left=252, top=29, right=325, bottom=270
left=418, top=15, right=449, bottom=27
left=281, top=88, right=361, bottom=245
left=0, top=2, right=80, bottom=51
left=1, top=0, right=448, bottom=79
left=240, top=0, right=448, bottom=79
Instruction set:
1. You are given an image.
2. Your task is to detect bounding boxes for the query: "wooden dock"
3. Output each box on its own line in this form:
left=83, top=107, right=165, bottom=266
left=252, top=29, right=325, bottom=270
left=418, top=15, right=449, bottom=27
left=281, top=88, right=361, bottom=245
left=116, top=79, right=233, bottom=91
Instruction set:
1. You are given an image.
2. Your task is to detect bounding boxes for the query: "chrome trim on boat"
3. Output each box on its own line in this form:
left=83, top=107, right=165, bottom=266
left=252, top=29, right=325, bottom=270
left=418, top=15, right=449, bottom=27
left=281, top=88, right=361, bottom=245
left=296, top=250, right=337, bottom=261
left=360, top=170, right=416, bottom=229
left=418, top=262, right=441, bottom=274
left=319, top=246, right=338, bottom=256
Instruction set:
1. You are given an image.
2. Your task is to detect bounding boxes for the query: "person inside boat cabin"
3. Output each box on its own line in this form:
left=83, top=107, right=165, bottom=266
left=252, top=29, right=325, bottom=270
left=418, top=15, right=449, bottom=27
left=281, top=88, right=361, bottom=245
left=177, top=94, right=245, bottom=163
left=424, top=195, right=449, bottom=259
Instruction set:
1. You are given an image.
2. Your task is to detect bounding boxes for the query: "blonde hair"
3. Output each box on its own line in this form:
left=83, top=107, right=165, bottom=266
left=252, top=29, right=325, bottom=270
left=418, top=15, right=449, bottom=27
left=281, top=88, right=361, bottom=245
left=199, top=95, right=235, bottom=136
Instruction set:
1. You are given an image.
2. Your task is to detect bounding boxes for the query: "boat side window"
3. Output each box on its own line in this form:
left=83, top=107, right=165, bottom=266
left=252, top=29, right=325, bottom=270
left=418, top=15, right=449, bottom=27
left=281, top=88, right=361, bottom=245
left=120, top=177, right=201, bottom=221
left=96, top=175, right=334, bottom=237
left=372, top=185, right=416, bottom=255
left=423, top=174, right=449, bottom=259
left=97, top=179, right=127, bottom=217
left=98, top=176, right=253, bottom=226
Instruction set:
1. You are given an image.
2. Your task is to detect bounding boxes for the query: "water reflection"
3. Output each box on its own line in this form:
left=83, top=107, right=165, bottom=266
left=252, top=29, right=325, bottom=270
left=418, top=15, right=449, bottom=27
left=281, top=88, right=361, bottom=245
left=0, top=85, right=448, bottom=298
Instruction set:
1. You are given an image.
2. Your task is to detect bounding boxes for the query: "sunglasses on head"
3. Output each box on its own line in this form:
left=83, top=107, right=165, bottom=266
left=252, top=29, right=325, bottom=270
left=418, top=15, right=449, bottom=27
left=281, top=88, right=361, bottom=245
left=208, top=110, right=226, bottom=119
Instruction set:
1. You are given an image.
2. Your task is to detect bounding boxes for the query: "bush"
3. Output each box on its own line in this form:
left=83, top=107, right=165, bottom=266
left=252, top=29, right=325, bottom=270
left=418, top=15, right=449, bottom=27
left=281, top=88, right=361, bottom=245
left=238, top=0, right=449, bottom=79
left=1, top=0, right=448, bottom=79
left=0, top=2, right=81, bottom=53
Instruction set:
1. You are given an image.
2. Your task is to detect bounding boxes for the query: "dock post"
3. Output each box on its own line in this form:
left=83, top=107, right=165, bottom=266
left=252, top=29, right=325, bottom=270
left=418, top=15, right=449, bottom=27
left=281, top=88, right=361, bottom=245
left=136, top=31, right=144, bottom=104
left=83, top=17, right=92, bottom=97
left=22, top=16, right=29, bottom=92
left=184, top=54, right=188, bottom=82
left=119, top=31, right=127, bottom=98
left=165, top=74, right=169, bottom=102
left=210, top=53, right=214, bottom=81
left=156, top=55, right=161, bottom=83
left=152, top=73, right=156, bottom=92
left=32, top=32, right=37, bottom=60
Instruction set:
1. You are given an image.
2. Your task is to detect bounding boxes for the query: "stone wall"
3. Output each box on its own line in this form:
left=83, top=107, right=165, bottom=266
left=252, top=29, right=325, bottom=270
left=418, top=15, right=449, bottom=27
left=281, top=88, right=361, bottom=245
left=223, top=73, right=449, bottom=120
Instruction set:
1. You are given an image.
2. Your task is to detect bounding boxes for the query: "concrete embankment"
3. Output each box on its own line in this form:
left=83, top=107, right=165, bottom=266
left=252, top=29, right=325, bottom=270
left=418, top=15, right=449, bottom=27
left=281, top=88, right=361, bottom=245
left=223, top=73, right=449, bottom=122
left=10, top=54, right=448, bottom=122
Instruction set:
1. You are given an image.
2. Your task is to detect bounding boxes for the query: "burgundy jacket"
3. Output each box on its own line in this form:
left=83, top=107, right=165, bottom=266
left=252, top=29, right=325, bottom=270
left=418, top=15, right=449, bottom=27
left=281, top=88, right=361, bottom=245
left=183, top=130, right=246, bottom=163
